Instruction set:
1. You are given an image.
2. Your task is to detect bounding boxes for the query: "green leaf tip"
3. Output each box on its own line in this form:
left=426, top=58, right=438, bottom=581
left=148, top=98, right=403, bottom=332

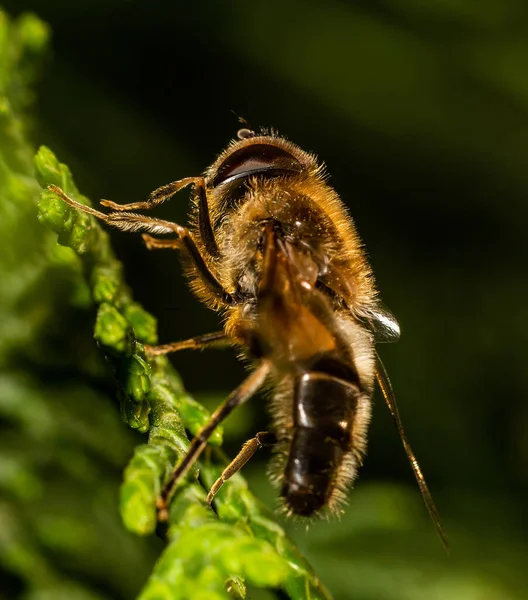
left=91, top=262, right=128, bottom=304
left=95, top=302, right=134, bottom=355
left=37, top=187, right=72, bottom=234
left=120, top=444, right=159, bottom=535
left=15, top=12, right=51, bottom=55
left=124, top=302, right=159, bottom=345
left=225, top=577, right=245, bottom=599
left=35, top=148, right=104, bottom=255
left=119, top=354, right=152, bottom=404
left=34, top=146, right=73, bottom=191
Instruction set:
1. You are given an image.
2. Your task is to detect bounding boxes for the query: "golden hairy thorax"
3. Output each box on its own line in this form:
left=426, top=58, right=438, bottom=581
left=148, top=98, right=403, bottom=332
left=188, top=135, right=376, bottom=318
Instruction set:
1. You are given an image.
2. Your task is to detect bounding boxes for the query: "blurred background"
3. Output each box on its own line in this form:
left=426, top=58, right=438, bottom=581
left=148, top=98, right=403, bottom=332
left=1, top=1, right=527, bottom=598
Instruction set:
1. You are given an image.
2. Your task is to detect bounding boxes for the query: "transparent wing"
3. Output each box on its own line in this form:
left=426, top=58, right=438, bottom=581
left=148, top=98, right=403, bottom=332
left=359, top=304, right=401, bottom=343
left=316, top=260, right=400, bottom=344
left=375, top=351, right=449, bottom=553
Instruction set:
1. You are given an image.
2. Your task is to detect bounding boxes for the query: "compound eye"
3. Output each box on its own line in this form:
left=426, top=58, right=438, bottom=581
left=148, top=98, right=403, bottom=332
left=213, top=143, right=303, bottom=186
left=237, top=128, right=256, bottom=140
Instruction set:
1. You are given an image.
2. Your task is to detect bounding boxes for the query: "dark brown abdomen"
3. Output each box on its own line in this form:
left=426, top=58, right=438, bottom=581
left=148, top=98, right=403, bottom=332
left=281, top=369, right=360, bottom=516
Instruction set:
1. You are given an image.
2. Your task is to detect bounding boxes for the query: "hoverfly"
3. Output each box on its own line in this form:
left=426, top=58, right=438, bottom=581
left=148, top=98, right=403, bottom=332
left=49, top=127, right=447, bottom=550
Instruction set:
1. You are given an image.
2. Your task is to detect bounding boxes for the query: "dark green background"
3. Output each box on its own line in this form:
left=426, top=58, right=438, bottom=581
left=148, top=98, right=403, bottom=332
left=2, top=1, right=527, bottom=598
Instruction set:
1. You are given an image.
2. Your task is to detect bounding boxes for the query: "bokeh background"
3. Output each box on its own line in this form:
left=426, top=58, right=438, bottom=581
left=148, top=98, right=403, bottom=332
left=1, top=1, right=528, bottom=599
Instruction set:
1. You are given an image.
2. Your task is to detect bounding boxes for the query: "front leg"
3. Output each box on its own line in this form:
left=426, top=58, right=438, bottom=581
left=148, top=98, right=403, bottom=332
left=100, top=177, right=219, bottom=258
left=100, top=176, right=200, bottom=212
left=48, top=185, right=231, bottom=305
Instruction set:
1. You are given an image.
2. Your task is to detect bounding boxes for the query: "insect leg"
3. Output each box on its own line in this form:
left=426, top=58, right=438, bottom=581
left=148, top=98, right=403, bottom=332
left=145, top=331, right=233, bottom=356
left=100, top=177, right=219, bottom=257
left=99, top=176, right=200, bottom=212
left=206, top=431, right=275, bottom=505
left=157, top=360, right=271, bottom=521
left=141, top=235, right=182, bottom=250
left=48, top=185, right=231, bottom=305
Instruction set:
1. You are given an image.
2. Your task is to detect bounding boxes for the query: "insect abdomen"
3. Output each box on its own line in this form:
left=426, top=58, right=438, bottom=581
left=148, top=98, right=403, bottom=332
left=281, top=369, right=361, bottom=516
